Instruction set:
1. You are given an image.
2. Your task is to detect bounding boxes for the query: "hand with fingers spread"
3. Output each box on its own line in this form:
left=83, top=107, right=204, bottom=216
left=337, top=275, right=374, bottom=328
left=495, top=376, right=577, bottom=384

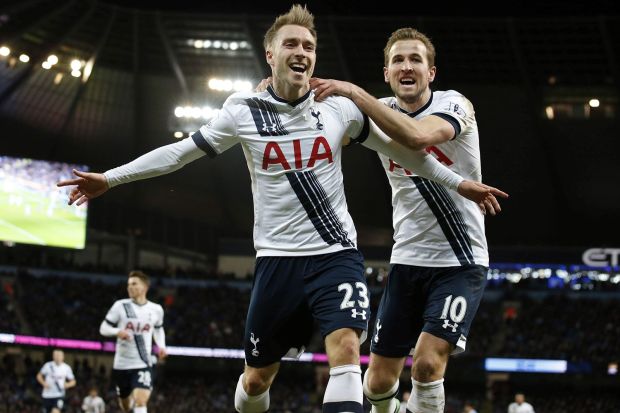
left=56, top=169, right=109, bottom=206
left=456, top=181, right=509, bottom=216
left=309, top=77, right=357, bottom=101
left=255, top=77, right=273, bottom=92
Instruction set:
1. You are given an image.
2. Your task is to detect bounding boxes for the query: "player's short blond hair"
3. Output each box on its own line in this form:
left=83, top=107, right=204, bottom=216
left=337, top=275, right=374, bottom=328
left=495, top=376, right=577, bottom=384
left=129, top=270, right=150, bottom=286
left=383, top=27, right=436, bottom=67
left=263, top=4, right=317, bottom=51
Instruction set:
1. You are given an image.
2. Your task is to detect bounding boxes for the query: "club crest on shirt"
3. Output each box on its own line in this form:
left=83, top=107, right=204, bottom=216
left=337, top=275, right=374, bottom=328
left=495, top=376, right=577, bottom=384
left=309, top=107, right=324, bottom=130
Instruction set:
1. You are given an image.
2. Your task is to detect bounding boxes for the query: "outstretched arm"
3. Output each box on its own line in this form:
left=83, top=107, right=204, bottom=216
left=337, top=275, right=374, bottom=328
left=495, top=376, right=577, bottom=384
left=362, top=127, right=507, bottom=215
left=57, top=137, right=205, bottom=205
left=311, top=78, right=449, bottom=150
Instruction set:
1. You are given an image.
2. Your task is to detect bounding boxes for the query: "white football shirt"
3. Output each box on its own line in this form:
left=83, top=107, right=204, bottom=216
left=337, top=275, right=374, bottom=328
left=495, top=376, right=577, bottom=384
left=39, top=361, right=74, bottom=399
left=193, top=86, right=369, bottom=257
left=103, top=299, right=164, bottom=370
left=508, top=402, right=535, bottom=413
left=379, top=90, right=489, bottom=267
left=82, top=395, right=105, bottom=413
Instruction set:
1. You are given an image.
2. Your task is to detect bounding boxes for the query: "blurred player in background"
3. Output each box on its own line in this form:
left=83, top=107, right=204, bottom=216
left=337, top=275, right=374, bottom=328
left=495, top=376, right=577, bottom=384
left=36, top=349, right=76, bottom=413
left=99, top=271, right=166, bottom=413
left=82, top=387, right=105, bottom=413
left=508, top=393, right=535, bottom=413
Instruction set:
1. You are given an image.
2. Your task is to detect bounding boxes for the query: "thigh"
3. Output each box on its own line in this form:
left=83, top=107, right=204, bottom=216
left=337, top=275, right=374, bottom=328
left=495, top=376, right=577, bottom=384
left=306, top=249, right=370, bottom=339
left=133, top=388, right=152, bottom=405
left=43, top=398, right=64, bottom=413
left=130, top=367, right=153, bottom=392
left=113, top=369, right=133, bottom=399
left=370, top=264, right=426, bottom=357
left=244, top=256, right=313, bottom=367
left=422, top=265, right=487, bottom=354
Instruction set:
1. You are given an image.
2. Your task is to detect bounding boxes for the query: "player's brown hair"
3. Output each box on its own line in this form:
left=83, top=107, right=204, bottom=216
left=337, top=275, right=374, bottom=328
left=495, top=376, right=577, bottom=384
left=383, top=27, right=436, bottom=67
left=263, top=4, right=317, bottom=50
left=129, top=270, right=150, bottom=286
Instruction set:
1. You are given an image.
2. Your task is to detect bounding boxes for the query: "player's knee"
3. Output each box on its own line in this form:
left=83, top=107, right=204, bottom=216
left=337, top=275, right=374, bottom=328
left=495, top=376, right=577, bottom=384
left=331, top=333, right=360, bottom=364
left=365, top=369, right=396, bottom=394
left=134, top=397, right=148, bottom=407
left=118, top=398, right=132, bottom=412
left=133, top=391, right=150, bottom=406
left=412, top=355, right=442, bottom=382
left=243, top=372, right=272, bottom=396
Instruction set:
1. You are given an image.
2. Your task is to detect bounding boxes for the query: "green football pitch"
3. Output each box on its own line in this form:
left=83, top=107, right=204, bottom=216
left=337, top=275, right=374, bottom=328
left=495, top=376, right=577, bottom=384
left=0, top=188, right=86, bottom=249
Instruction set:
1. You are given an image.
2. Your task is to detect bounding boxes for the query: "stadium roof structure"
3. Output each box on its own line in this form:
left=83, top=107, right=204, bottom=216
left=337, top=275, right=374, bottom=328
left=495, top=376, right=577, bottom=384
left=0, top=0, right=618, bottom=248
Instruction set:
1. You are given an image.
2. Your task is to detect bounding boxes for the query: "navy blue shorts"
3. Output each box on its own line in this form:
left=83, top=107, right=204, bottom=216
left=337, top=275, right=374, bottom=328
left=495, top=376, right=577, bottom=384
left=113, top=367, right=153, bottom=398
left=244, top=249, right=370, bottom=367
left=43, top=397, right=64, bottom=412
left=370, top=264, right=487, bottom=357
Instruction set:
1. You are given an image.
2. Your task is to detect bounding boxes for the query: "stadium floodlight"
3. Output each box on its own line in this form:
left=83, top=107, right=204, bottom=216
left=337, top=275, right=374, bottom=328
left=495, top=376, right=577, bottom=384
left=190, top=39, right=250, bottom=50
left=190, top=106, right=202, bottom=118
left=41, top=61, right=52, bottom=69
left=172, top=105, right=219, bottom=119
left=588, top=98, right=600, bottom=108
left=54, top=73, right=63, bottom=85
left=0, top=46, right=10, bottom=56
left=233, top=80, right=252, bottom=92
left=19, top=54, right=29, bottom=63
left=208, top=78, right=220, bottom=90
left=208, top=77, right=253, bottom=92
left=47, top=55, right=58, bottom=65
left=71, top=69, right=81, bottom=78
left=545, top=106, right=554, bottom=120
left=70, top=59, right=82, bottom=70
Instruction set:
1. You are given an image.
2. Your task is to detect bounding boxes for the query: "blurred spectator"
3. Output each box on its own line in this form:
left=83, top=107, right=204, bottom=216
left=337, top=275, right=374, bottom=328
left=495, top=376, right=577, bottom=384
left=507, top=393, right=534, bottom=413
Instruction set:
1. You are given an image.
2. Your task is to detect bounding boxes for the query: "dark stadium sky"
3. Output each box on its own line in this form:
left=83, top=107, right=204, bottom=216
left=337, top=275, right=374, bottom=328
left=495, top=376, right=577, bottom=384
left=100, top=0, right=614, bottom=17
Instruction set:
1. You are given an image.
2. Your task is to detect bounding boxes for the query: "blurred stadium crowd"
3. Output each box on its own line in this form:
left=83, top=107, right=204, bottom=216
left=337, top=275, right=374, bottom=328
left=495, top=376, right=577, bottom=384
left=1, top=266, right=619, bottom=412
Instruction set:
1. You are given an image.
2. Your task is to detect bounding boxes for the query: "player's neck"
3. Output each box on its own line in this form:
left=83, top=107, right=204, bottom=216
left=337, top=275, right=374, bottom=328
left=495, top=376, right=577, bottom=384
left=132, top=296, right=147, bottom=305
left=271, top=79, right=309, bottom=102
left=396, top=88, right=432, bottom=113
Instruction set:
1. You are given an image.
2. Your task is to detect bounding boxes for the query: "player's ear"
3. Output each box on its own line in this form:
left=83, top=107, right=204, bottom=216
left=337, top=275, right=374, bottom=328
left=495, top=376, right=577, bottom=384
left=266, top=49, right=274, bottom=67
left=428, top=66, right=437, bottom=83
left=383, top=67, right=389, bottom=83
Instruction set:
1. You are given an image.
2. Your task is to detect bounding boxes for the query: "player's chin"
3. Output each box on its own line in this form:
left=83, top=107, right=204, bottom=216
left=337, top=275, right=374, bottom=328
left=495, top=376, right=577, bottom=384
left=290, top=76, right=309, bottom=88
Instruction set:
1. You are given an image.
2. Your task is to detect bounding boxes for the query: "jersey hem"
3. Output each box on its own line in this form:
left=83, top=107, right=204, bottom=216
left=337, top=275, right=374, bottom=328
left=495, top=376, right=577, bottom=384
left=256, top=244, right=355, bottom=257
left=390, top=255, right=489, bottom=267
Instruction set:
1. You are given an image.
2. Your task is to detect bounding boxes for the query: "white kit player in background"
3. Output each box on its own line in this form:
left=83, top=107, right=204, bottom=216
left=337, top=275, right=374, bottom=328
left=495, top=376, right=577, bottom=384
left=99, top=270, right=166, bottom=413
left=82, top=387, right=106, bottom=413
left=36, top=349, right=76, bottom=413
left=508, top=393, right=535, bottom=413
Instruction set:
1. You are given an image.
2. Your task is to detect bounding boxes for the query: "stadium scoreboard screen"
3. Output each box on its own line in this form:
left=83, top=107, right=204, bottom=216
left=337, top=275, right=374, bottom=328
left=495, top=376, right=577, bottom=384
left=0, top=155, right=88, bottom=249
